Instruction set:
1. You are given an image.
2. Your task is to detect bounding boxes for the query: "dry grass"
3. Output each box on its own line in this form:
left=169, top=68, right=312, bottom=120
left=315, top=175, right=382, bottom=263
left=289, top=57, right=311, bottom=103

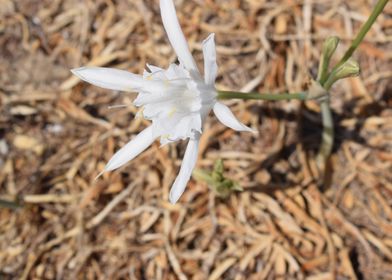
left=1, top=0, right=392, bottom=279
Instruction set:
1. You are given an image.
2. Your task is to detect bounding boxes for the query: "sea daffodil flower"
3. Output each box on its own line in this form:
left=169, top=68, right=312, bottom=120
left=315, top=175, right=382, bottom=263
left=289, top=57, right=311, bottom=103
left=71, top=0, right=253, bottom=203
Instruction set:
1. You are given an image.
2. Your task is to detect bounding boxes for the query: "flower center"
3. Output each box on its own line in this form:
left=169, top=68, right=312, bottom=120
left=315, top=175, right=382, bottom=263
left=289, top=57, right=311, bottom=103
left=134, top=64, right=216, bottom=144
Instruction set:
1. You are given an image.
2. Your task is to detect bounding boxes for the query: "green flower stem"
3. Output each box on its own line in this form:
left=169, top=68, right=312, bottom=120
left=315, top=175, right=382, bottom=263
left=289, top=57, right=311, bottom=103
left=316, top=76, right=336, bottom=169
left=217, top=90, right=307, bottom=101
left=316, top=101, right=334, bottom=169
left=320, top=0, right=389, bottom=84
left=317, top=53, right=329, bottom=83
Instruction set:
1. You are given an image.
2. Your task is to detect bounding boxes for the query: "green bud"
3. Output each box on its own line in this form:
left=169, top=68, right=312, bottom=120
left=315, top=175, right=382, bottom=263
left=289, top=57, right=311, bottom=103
left=324, top=59, right=360, bottom=89
left=322, top=36, right=340, bottom=62
left=334, top=59, right=360, bottom=79
left=317, top=36, right=340, bottom=81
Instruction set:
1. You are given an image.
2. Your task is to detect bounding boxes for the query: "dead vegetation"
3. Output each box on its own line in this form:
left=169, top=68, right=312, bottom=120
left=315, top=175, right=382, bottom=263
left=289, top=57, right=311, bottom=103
left=0, top=0, right=392, bottom=279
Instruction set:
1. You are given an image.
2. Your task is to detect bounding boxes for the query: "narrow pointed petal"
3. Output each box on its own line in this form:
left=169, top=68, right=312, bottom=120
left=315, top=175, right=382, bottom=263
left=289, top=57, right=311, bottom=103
left=213, top=102, right=254, bottom=132
left=202, top=33, right=218, bottom=85
left=105, top=126, right=155, bottom=171
left=71, top=67, right=144, bottom=92
left=169, top=138, right=199, bottom=204
left=160, top=0, right=199, bottom=74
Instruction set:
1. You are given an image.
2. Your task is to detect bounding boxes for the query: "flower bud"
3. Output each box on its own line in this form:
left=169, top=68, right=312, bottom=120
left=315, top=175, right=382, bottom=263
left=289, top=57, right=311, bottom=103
left=324, top=59, right=360, bottom=89
left=334, top=59, right=360, bottom=80
left=322, top=36, right=340, bottom=62
left=317, top=36, right=340, bottom=81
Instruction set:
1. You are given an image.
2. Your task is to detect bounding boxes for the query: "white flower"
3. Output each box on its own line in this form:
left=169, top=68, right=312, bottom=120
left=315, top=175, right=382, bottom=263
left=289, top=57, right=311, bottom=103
left=71, top=0, right=253, bottom=203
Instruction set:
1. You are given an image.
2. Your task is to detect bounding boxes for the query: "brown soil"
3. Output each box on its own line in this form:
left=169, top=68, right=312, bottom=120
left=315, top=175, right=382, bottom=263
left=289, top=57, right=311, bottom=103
left=1, top=0, right=392, bottom=279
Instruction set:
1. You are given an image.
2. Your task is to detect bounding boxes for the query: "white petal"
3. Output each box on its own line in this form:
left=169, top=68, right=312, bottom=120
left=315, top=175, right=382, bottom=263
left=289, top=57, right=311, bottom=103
left=169, top=138, right=199, bottom=204
left=152, top=112, right=201, bottom=141
left=170, top=113, right=202, bottom=139
left=105, top=126, right=155, bottom=171
left=71, top=67, right=144, bottom=92
left=202, top=33, right=218, bottom=85
left=160, top=0, right=199, bottom=74
left=213, top=102, right=254, bottom=132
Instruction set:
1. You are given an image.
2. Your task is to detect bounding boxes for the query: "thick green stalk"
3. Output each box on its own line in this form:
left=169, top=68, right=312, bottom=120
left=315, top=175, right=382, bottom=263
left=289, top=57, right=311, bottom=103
left=218, top=90, right=307, bottom=101
left=316, top=101, right=334, bottom=169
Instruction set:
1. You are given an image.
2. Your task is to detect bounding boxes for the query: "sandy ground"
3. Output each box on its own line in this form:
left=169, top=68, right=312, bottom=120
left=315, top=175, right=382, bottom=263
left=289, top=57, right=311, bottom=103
left=1, top=0, right=392, bottom=279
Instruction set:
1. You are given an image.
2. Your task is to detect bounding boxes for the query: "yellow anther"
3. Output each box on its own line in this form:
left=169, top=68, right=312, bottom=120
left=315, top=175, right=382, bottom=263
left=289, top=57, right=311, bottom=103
left=168, top=108, right=176, bottom=117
